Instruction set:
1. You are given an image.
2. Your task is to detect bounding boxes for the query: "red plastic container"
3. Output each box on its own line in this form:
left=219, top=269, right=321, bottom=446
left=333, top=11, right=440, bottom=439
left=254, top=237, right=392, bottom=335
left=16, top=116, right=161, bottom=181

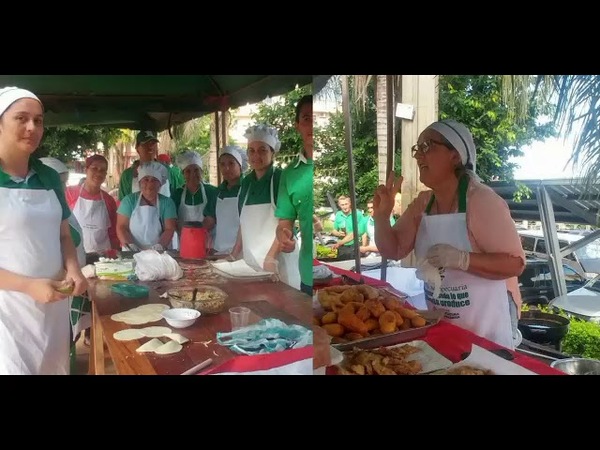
left=179, top=224, right=208, bottom=259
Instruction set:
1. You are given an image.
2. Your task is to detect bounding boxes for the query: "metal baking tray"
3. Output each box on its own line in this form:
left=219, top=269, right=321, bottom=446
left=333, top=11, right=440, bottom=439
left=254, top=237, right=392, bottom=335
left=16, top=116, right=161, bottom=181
left=330, top=310, right=444, bottom=352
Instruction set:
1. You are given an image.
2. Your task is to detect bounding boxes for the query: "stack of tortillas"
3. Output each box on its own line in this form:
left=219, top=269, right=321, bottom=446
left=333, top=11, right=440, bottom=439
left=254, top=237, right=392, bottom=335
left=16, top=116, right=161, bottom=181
left=112, top=304, right=190, bottom=355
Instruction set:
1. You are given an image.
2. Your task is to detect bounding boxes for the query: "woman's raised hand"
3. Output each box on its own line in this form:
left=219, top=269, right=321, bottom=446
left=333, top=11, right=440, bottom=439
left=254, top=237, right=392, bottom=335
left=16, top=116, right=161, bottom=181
left=373, top=171, right=403, bottom=218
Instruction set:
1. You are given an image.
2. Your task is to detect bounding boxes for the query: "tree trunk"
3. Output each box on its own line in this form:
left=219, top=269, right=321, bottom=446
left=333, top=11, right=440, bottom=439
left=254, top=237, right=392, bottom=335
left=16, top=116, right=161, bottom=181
left=208, top=112, right=230, bottom=185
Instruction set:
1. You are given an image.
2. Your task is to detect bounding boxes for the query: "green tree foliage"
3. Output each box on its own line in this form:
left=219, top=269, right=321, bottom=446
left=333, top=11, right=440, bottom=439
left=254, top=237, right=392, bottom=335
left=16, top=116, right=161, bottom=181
left=36, top=125, right=122, bottom=162
left=314, top=79, right=379, bottom=209
left=249, top=85, right=312, bottom=166
left=439, top=75, right=556, bottom=182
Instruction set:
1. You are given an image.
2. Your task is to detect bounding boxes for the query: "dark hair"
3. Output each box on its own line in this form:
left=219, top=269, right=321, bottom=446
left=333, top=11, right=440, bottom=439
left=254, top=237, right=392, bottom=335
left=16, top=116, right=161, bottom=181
left=295, top=95, right=312, bottom=123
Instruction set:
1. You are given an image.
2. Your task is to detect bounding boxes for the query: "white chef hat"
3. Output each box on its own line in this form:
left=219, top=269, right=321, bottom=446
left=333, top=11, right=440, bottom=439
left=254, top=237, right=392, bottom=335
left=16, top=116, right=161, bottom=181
left=244, top=124, right=281, bottom=153
left=137, top=161, right=168, bottom=186
left=424, top=119, right=477, bottom=173
left=176, top=150, right=204, bottom=171
left=219, top=145, right=248, bottom=172
left=39, top=157, right=69, bottom=174
left=0, top=86, right=42, bottom=117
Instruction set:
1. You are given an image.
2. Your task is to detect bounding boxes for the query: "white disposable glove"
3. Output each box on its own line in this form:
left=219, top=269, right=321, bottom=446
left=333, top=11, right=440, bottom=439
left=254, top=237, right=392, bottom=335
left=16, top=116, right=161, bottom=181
left=426, top=244, right=470, bottom=271
left=151, top=243, right=164, bottom=252
left=263, top=256, right=279, bottom=274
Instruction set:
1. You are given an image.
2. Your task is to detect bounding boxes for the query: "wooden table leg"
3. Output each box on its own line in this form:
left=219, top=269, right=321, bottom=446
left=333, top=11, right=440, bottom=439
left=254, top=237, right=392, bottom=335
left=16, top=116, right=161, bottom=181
left=88, top=302, right=106, bottom=375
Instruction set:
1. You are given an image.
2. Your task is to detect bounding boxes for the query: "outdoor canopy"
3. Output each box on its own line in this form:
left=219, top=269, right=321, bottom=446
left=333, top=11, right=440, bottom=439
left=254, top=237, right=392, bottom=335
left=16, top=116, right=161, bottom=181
left=0, top=75, right=317, bottom=131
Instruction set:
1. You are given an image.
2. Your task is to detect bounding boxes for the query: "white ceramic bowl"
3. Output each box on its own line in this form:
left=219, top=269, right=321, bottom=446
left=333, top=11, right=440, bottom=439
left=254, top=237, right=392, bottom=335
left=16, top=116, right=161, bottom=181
left=161, top=308, right=201, bottom=329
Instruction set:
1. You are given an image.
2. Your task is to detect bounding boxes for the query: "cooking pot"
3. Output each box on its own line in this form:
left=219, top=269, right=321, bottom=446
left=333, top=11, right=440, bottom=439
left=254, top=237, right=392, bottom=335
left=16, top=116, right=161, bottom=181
left=518, top=310, right=570, bottom=345
left=550, top=357, right=600, bottom=375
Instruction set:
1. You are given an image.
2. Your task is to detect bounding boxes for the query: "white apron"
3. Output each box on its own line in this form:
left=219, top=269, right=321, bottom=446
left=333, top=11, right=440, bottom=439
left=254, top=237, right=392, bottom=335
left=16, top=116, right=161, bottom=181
left=72, top=186, right=111, bottom=253
left=132, top=170, right=170, bottom=197
left=173, top=185, right=208, bottom=251
left=413, top=177, right=514, bottom=350
left=128, top=194, right=162, bottom=249
left=213, top=186, right=241, bottom=254
left=66, top=214, right=92, bottom=339
left=366, top=216, right=375, bottom=246
left=240, top=173, right=301, bottom=290
left=0, top=186, right=70, bottom=374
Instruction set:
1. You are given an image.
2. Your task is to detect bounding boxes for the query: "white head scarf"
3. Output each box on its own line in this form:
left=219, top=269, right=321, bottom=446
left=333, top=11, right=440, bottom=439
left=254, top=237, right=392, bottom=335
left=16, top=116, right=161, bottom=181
left=137, top=161, right=168, bottom=186
left=39, top=157, right=68, bottom=174
left=0, top=86, right=42, bottom=117
left=219, top=145, right=248, bottom=172
left=176, top=150, right=204, bottom=171
left=244, top=124, right=281, bottom=153
left=424, top=119, right=477, bottom=176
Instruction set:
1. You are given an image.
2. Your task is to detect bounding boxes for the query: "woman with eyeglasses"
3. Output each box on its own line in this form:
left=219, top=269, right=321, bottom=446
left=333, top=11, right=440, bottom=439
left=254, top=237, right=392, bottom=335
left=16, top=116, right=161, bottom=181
left=65, top=154, right=120, bottom=254
left=372, top=119, right=525, bottom=350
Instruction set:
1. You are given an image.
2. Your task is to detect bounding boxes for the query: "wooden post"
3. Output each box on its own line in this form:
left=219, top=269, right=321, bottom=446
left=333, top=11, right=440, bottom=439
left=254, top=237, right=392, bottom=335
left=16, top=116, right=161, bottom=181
left=400, top=75, right=438, bottom=268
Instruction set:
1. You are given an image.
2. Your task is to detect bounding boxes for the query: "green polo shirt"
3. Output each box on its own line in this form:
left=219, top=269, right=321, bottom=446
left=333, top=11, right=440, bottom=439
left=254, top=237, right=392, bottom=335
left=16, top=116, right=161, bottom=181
left=275, top=155, right=313, bottom=288
left=0, top=158, right=71, bottom=221
left=169, top=165, right=185, bottom=191
left=118, top=161, right=179, bottom=200
left=117, top=192, right=178, bottom=222
left=238, top=165, right=282, bottom=212
left=334, top=210, right=366, bottom=246
left=204, top=179, right=243, bottom=219
left=172, top=183, right=218, bottom=214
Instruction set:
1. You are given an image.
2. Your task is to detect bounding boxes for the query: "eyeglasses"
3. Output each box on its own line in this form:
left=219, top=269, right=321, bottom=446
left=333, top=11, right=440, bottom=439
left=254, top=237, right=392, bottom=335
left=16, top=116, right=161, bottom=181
left=411, top=139, right=450, bottom=158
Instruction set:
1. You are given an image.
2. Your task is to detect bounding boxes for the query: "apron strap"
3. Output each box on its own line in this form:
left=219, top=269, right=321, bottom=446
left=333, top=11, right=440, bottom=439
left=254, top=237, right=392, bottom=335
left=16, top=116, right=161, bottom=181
left=424, top=175, right=469, bottom=215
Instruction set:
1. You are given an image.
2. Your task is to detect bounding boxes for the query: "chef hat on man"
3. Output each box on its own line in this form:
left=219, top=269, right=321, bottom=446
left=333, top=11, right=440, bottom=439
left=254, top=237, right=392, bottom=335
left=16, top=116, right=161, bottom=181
left=176, top=150, right=204, bottom=171
left=244, top=124, right=281, bottom=153
left=219, top=145, right=248, bottom=172
left=137, top=161, right=168, bottom=186
left=0, top=86, right=42, bottom=117
left=39, top=157, right=69, bottom=174
left=424, top=119, right=477, bottom=173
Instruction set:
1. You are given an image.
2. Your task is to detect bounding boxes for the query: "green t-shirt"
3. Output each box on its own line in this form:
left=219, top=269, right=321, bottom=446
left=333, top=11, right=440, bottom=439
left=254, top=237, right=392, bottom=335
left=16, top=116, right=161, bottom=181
left=172, top=183, right=218, bottom=215
left=118, top=161, right=179, bottom=200
left=117, top=192, right=178, bottom=223
left=169, top=165, right=185, bottom=191
left=0, top=158, right=71, bottom=221
left=334, top=210, right=366, bottom=246
left=238, top=165, right=282, bottom=212
left=275, top=155, right=313, bottom=288
left=204, top=179, right=243, bottom=219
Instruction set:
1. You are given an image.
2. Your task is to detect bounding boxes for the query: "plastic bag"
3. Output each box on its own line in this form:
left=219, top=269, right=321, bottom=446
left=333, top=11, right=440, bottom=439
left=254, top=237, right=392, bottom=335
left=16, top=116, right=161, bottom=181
left=133, top=250, right=183, bottom=281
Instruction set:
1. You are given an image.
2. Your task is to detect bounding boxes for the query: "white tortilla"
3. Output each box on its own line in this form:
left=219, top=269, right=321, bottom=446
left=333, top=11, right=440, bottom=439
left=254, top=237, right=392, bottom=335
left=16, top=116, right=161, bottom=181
left=140, top=326, right=172, bottom=338
left=164, top=333, right=190, bottom=344
left=113, top=329, right=145, bottom=341
left=134, top=304, right=170, bottom=312
left=136, top=338, right=164, bottom=353
left=154, top=340, right=183, bottom=355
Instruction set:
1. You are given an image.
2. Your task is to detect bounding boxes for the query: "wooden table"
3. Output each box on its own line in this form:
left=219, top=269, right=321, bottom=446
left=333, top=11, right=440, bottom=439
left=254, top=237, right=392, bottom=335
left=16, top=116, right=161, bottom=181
left=87, top=263, right=312, bottom=375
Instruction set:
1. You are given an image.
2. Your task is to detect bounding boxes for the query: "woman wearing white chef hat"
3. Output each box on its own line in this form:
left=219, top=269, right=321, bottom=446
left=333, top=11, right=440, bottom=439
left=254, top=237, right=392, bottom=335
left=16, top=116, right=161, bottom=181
left=232, top=124, right=301, bottom=290
left=204, top=145, right=247, bottom=254
left=116, top=161, right=178, bottom=252
left=0, top=86, right=87, bottom=374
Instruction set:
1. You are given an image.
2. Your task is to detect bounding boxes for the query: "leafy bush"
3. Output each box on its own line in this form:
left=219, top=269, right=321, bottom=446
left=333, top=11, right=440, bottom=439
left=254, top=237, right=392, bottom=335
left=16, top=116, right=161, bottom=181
left=522, top=304, right=600, bottom=359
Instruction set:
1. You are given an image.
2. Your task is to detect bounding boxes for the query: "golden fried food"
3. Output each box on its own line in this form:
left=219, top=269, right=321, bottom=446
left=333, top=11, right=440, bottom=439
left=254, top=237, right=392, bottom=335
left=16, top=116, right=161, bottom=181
left=383, top=297, right=404, bottom=312
left=391, top=310, right=404, bottom=327
left=399, top=317, right=411, bottom=330
left=337, top=312, right=369, bottom=336
left=337, top=345, right=423, bottom=375
left=445, top=365, right=493, bottom=375
left=364, top=318, right=379, bottom=332
left=378, top=310, right=397, bottom=334
left=331, top=336, right=348, bottom=344
left=340, top=288, right=365, bottom=304
left=317, top=290, right=340, bottom=310
left=356, top=285, right=380, bottom=300
left=312, top=316, right=321, bottom=326
left=338, top=303, right=358, bottom=316
left=324, top=285, right=354, bottom=293
left=321, top=311, right=338, bottom=325
left=322, top=323, right=345, bottom=337
left=397, top=307, right=419, bottom=319
left=411, top=316, right=427, bottom=327
left=356, top=305, right=371, bottom=322
left=364, top=299, right=386, bottom=318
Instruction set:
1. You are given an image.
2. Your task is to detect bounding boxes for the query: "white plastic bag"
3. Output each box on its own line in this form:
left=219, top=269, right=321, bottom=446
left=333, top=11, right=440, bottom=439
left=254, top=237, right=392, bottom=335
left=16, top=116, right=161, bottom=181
left=133, top=250, right=183, bottom=281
